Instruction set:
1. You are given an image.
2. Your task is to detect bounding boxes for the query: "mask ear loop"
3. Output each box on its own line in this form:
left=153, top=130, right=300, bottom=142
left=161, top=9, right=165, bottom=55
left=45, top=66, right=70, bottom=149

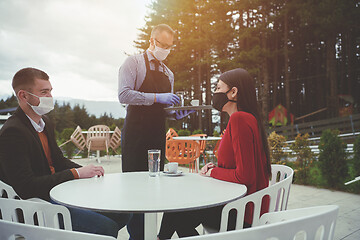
left=149, top=38, right=156, bottom=51
left=24, top=91, right=39, bottom=107
left=26, top=91, right=40, bottom=99
left=225, top=88, right=237, bottom=103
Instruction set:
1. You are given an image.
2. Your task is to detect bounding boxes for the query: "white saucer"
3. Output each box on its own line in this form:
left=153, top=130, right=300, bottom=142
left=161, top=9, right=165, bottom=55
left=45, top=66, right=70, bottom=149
left=163, top=171, right=183, bottom=176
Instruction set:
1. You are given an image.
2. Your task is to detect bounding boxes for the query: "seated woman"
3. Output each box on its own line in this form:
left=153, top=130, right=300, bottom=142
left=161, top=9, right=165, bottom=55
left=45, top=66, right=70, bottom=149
left=158, top=68, right=271, bottom=239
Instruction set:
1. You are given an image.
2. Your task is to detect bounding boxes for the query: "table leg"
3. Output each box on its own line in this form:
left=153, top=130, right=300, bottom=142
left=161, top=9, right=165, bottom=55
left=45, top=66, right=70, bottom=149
left=144, top=212, right=157, bottom=240
left=96, top=150, right=101, bottom=163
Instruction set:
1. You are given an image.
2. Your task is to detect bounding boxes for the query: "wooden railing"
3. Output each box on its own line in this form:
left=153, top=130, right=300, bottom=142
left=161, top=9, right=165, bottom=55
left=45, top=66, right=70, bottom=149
left=267, top=113, right=360, bottom=141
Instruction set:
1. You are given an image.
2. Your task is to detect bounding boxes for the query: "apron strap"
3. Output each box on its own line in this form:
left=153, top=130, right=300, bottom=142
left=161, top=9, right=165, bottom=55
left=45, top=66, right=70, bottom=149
left=144, top=52, right=160, bottom=72
left=143, top=52, right=150, bottom=71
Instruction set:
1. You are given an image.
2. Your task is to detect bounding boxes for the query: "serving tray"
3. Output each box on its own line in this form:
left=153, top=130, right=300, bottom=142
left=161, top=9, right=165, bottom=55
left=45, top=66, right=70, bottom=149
left=164, top=105, right=213, bottom=111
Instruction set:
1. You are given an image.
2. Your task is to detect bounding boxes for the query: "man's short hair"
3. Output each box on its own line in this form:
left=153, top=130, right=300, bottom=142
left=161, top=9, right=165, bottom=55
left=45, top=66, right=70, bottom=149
left=12, top=67, right=49, bottom=93
left=151, top=24, right=175, bottom=38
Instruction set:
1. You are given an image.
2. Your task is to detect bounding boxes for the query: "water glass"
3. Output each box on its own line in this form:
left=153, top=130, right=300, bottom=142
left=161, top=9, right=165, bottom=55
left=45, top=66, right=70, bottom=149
left=176, top=91, right=185, bottom=106
left=148, top=149, right=161, bottom=177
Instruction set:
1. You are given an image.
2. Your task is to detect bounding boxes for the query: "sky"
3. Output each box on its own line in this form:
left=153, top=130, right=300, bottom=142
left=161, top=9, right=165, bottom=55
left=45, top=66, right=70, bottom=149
left=0, top=0, right=152, bottom=102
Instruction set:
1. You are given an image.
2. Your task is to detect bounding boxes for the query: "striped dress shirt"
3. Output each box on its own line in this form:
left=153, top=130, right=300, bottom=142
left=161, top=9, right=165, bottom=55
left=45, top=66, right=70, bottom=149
left=118, top=50, right=174, bottom=106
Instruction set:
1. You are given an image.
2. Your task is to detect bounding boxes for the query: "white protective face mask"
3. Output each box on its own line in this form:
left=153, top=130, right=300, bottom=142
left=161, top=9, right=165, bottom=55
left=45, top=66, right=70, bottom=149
left=152, top=40, right=171, bottom=61
left=26, top=91, right=54, bottom=115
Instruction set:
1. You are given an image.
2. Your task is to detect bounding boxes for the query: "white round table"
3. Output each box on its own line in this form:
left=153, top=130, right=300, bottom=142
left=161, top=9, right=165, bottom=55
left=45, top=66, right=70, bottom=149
left=50, top=172, right=247, bottom=240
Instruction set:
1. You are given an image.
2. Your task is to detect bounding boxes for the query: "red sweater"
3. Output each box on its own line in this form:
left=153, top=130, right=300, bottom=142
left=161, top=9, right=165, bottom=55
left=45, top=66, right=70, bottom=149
left=211, top=111, right=269, bottom=225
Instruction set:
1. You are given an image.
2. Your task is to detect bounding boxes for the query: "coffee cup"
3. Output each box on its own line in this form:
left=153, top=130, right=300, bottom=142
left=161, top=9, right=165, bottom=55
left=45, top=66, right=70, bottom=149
left=190, top=99, right=199, bottom=106
left=165, top=162, right=178, bottom=173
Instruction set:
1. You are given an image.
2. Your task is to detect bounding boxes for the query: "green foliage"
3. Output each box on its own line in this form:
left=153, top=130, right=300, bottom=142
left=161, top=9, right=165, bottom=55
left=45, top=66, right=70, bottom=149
left=109, top=123, right=117, bottom=131
left=59, top=128, right=76, bottom=158
left=1, top=97, right=125, bottom=158
left=353, top=135, right=360, bottom=176
left=60, top=128, right=74, bottom=141
left=191, top=129, right=203, bottom=135
left=348, top=135, right=360, bottom=193
left=165, top=119, right=182, bottom=133
left=178, top=129, right=191, bottom=136
left=318, top=129, right=348, bottom=189
left=135, top=0, right=238, bottom=132
left=290, top=133, right=315, bottom=185
left=0, top=95, right=18, bottom=109
left=306, top=161, right=327, bottom=187
left=213, top=130, right=220, bottom=137
left=54, top=129, right=59, bottom=142
left=72, top=105, right=93, bottom=129
left=135, top=0, right=360, bottom=131
left=47, top=102, right=124, bottom=134
left=268, top=132, right=288, bottom=164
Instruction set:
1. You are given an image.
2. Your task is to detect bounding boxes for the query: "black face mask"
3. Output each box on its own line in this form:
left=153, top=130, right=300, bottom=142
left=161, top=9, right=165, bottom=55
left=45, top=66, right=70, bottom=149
left=212, top=89, right=237, bottom=112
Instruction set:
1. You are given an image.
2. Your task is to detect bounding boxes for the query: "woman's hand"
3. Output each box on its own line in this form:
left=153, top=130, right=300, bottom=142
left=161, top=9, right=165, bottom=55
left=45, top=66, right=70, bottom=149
left=200, top=163, right=215, bottom=177
left=205, top=168, right=213, bottom=177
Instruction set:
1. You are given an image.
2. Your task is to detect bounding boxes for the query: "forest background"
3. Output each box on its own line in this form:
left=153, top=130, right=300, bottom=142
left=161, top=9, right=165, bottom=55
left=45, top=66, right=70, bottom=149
left=1, top=0, right=359, bottom=136
left=135, top=0, right=360, bottom=134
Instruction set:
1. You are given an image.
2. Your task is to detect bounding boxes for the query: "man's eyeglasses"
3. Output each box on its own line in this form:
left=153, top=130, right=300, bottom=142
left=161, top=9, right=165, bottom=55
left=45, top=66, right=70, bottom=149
left=155, top=39, right=176, bottom=50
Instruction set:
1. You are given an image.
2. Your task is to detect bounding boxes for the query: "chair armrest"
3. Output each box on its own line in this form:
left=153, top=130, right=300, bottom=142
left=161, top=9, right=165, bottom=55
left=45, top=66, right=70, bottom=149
left=27, top=198, right=50, bottom=204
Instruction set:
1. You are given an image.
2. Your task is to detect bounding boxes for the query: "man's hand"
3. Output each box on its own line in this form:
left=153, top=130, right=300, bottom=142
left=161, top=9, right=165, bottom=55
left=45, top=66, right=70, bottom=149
left=77, top=164, right=105, bottom=178
left=175, top=110, right=195, bottom=120
left=156, top=93, right=180, bottom=105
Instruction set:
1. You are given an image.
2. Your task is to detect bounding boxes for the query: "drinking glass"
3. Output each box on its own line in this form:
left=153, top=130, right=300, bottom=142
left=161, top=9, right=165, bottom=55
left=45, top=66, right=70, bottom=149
left=176, top=91, right=185, bottom=106
left=148, top=149, right=161, bottom=177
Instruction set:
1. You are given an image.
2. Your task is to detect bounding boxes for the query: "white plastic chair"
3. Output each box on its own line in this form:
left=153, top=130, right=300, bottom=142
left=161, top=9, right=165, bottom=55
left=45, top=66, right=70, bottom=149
left=0, top=180, right=20, bottom=199
left=269, top=164, right=294, bottom=211
left=220, top=165, right=293, bottom=231
left=59, top=126, right=87, bottom=156
left=270, top=164, right=294, bottom=185
left=109, top=126, right=121, bottom=154
left=184, top=205, right=339, bottom=240
left=1, top=180, right=53, bottom=224
left=87, top=125, right=111, bottom=161
left=205, top=164, right=294, bottom=233
left=0, top=219, right=116, bottom=240
left=0, top=179, right=47, bottom=203
left=0, top=198, right=72, bottom=230
left=71, top=126, right=87, bottom=156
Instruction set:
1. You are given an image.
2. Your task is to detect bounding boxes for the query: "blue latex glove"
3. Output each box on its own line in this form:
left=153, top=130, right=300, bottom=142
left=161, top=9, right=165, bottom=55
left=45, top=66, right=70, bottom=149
left=175, top=110, right=195, bottom=120
left=156, top=93, right=180, bottom=105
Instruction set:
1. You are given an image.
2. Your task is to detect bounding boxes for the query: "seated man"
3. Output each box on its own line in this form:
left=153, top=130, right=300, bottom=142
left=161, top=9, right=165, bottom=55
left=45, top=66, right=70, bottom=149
left=0, top=67, right=131, bottom=238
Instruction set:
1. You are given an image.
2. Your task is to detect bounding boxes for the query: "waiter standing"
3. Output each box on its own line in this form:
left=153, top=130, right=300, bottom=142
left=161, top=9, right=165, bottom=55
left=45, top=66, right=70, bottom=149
left=118, top=24, right=192, bottom=239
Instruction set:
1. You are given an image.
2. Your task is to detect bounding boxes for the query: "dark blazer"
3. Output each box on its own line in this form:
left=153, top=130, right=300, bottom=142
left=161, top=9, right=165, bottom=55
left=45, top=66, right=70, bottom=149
left=0, top=107, right=81, bottom=201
